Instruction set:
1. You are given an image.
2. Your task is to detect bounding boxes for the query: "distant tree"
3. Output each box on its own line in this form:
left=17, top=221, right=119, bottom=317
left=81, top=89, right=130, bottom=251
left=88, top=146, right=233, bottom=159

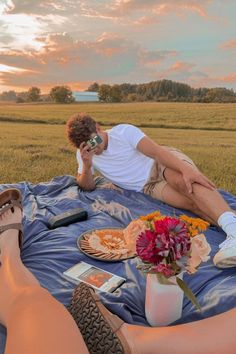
left=126, top=93, right=138, bottom=102
left=87, top=82, right=99, bottom=92
left=119, top=83, right=136, bottom=97
left=50, top=86, right=74, bottom=103
left=41, top=94, right=52, bottom=102
left=16, top=91, right=28, bottom=103
left=27, top=86, right=41, bottom=102
left=0, top=90, right=17, bottom=101
left=110, top=85, right=122, bottom=102
left=98, top=84, right=111, bottom=102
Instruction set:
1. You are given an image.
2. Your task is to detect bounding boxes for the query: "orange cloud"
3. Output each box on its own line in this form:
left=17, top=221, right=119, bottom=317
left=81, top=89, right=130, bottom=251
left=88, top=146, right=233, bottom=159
left=0, top=30, right=182, bottom=93
left=140, top=50, right=177, bottom=67
left=105, top=0, right=212, bottom=18
left=171, top=61, right=195, bottom=71
left=152, top=2, right=207, bottom=17
left=75, top=0, right=215, bottom=25
left=221, top=38, right=236, bottom=49
left=222, top=73, right=236, bottom=83
left=133, top=16, right=159, bottom=26
left=187, top=72, right=236, bottom=88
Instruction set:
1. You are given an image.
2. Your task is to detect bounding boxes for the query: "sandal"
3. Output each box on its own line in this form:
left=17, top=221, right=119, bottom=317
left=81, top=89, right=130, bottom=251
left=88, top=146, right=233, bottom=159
left=0, top=188, right=23, bottom=249
left=68, top=282, right=131, bottom=354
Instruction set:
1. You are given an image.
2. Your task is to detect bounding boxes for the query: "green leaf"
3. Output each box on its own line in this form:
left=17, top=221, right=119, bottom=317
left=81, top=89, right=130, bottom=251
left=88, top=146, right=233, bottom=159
left=176, top=277, right=201, bottom=311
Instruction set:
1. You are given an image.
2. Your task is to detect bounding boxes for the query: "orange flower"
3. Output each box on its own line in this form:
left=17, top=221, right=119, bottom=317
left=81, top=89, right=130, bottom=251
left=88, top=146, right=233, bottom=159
left=139, top=210, right=161, bottom=222
left=180, top=215, right=209, bottom=237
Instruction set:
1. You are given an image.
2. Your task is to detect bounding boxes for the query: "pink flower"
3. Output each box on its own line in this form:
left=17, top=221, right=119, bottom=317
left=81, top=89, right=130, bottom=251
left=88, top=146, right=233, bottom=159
left=187, top=234, right=211, bottom=273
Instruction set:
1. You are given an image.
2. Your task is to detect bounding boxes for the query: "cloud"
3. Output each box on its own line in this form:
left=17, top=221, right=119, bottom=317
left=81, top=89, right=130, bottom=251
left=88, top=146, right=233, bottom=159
left=221, top=38, right=236, bottom=49
left=154, top=60, right=208, bottom=86
left=0, top=1, right=235, bottom=91
left=140, top=50, right=177, bottom=66
left=6, top=0, right=214, bottom=22
left=171, top=61, right=195, bottom=71
left=4, top=0, right=77, bottom=15
left=113, top=0, right=210, bottom=16
left=133, top=15, right=159, bottom=26
left=0, top=31, right=180, bottom=91
left=221, top=72, right=236, bottom=83
left=192, top=73, right=236, bottom=88
left=79, top=0, right=214, bottom=21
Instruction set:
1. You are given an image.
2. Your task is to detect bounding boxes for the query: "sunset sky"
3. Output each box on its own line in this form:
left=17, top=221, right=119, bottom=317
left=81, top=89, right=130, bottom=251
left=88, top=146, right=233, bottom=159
left=0, top=0, right=236, bottom=93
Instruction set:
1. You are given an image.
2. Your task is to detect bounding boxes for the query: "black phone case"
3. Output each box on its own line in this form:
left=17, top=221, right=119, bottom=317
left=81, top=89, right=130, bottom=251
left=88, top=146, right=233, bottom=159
left=48, top=208, right=88, bottom=229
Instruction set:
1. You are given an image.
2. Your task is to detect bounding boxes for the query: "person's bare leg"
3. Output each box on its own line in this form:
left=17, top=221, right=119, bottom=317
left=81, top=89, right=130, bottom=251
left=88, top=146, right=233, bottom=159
left=163, top=168, right=234, bottom=224
left=158, top=182, right=216, bottom=224
left=121, top=307, right=236, bottom=354
left=0, top=207, right=89, bottom=354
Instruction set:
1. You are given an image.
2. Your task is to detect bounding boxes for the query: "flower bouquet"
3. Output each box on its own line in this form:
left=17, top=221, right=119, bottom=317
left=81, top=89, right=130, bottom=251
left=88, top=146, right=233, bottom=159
left=124, top=211, right=211, bottom=326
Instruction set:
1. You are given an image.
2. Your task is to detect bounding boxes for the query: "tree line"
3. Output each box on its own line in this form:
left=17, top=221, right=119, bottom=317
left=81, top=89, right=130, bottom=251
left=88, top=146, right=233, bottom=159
left=0, top=86, right=74, bottom=103
left=1, top=79, right=236, bottom=103
left=88, top=80, right=236, bottom=103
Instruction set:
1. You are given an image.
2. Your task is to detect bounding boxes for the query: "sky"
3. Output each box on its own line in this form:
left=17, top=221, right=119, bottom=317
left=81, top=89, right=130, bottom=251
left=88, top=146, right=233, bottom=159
left=0, top=0, right=236, bottom=93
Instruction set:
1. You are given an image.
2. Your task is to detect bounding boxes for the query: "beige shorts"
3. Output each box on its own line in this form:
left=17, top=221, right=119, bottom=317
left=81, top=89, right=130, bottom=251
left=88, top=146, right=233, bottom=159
left=143, top=147, right=196, bottom=201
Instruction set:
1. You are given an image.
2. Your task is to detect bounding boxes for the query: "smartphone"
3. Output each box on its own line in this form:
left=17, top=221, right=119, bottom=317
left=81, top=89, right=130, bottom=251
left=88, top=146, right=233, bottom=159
left=63, top=261, right=126, bottom=292
left=87, top=135, right=103, bottom=150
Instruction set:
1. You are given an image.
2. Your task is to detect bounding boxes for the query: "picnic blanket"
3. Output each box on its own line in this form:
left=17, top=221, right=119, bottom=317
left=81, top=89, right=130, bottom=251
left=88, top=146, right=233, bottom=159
left=0, top=175, right=236, bottom=352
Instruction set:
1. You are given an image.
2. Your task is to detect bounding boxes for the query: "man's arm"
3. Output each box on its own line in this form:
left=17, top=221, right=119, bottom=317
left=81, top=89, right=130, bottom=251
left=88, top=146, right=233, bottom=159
left=77, top=170, right=96, bottom=191
left=76, top=142, right=96, bottom=191
left=137, top=136, right=191, bottom=172
left=137, top=136, right=215, bottom=193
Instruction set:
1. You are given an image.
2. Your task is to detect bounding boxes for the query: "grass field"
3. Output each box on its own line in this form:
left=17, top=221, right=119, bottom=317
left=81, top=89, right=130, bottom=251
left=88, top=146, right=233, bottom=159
left=0, top=102, right=235, bottom=194
left=0, top=101, right=236, bottom=130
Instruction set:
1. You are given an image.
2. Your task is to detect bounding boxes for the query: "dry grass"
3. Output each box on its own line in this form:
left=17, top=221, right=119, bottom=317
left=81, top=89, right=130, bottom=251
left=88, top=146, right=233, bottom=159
left=1, top=120, right=235, bottom=194
left=0, top=102, right=235, bottom=130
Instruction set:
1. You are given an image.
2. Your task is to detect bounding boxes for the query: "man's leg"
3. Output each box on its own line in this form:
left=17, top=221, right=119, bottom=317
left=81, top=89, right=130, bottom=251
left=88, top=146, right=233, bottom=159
left=162, top=168, right=236, bottom=268
left=163, top=168, right=233, bottom=223
left=154, top=181, right=216, bottom=225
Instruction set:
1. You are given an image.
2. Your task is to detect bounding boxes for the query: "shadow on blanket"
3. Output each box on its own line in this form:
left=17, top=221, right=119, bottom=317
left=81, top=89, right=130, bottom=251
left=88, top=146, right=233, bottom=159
left=0, top=175, right=236, bottom=353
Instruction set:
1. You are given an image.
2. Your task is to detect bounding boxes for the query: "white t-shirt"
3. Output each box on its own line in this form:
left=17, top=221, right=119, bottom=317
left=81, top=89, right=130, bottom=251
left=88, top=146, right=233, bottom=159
left=76, top=124, right=154, bottom=191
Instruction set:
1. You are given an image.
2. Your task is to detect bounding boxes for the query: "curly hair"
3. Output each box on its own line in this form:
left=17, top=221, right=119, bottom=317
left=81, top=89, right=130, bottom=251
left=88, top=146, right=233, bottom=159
left=66, top=113, right=97, bottom=148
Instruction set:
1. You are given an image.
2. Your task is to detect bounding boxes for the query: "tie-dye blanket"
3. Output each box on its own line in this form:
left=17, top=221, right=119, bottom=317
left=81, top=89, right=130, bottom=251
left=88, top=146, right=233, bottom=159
left=0, top=175, right=236, bottom=352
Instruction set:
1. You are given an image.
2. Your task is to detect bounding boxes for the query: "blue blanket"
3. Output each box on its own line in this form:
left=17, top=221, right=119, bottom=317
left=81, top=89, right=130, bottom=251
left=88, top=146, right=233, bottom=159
left=0, top=175, right=236, bottom=352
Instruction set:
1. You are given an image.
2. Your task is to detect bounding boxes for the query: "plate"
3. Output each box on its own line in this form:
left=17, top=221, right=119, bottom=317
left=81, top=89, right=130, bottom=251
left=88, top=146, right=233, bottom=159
left=77, top=228, right=136, bottom=262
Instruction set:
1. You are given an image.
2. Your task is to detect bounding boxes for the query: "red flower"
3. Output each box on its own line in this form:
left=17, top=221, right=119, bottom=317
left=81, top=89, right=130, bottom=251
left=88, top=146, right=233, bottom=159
left=136, top=217, right=191, bottom=277
left=151, top=263, right=175, bottom=277
left=136, top=230, right=164, bottom=264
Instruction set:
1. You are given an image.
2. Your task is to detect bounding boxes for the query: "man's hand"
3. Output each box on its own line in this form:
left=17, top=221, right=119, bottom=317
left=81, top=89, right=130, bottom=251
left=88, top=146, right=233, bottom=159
left=182, top=165, right=216, bottom=194
left=79, top=142, right=94, bottom=170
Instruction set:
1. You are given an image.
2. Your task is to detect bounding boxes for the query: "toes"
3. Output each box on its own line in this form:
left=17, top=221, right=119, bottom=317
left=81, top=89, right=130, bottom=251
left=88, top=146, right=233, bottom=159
left=0, top=204, right=14, bottom=222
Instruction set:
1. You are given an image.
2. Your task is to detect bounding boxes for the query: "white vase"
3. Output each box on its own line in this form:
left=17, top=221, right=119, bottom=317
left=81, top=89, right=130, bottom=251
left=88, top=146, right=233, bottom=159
left=145, top=273, right=184, bottom=327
